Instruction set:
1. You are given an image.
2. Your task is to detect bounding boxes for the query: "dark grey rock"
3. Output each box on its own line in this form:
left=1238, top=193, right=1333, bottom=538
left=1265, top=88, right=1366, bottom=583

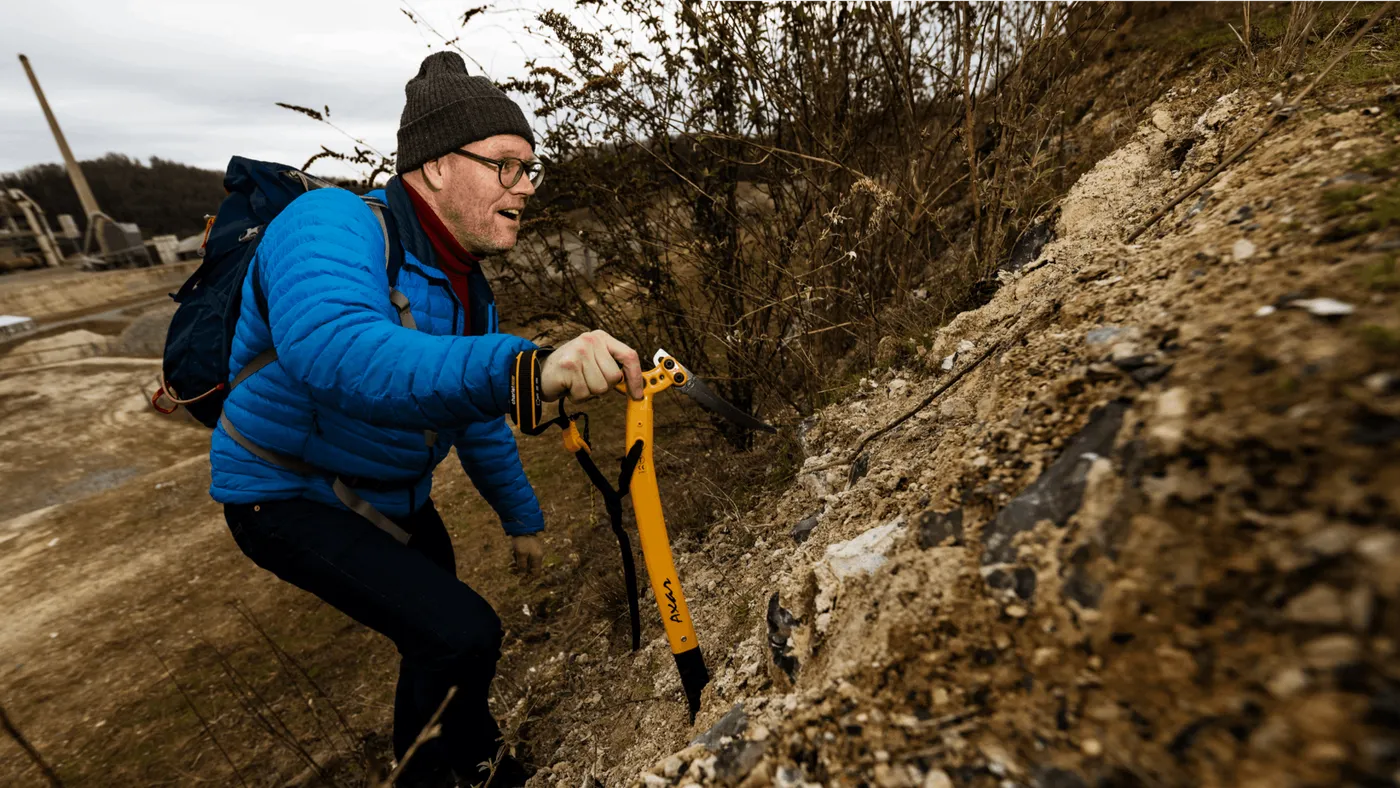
left=1130, top=364, right=1174, bottom=385
left=917, top=508, right=964, bottom=548
left=693, top=702, right=748, bottom=750
left=982, top=402, right=1127, bottom=564
left=1227, top=205, right=1254, bottom=224
left=1110, top=354, right=1155, bottom=372
left=790, top=515, right=819, bottom=544
left=1013, top=566, right=1038, bottom=601
left=1351, top=411, right=1400, bottom=446
left=1003, top=217, right=1057, bottom=274
left=766, top=594, right=800, bottom=682
left=850, top=453, right=871, bottom=483
left=715, top=740, right=767, bottom=783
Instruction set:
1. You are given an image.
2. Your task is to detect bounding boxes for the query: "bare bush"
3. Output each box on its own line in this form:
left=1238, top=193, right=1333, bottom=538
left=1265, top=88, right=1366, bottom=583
left=495, top=1, right=1118, bottom=443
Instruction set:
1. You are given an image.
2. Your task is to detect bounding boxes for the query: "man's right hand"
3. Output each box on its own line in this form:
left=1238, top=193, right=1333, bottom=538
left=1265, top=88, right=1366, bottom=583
left=539, top=330, right=645, bottom=402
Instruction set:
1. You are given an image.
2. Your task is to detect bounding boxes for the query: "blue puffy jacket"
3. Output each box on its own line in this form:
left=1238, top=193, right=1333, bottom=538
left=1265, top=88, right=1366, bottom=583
left=208, top=176, right=544, bottom=535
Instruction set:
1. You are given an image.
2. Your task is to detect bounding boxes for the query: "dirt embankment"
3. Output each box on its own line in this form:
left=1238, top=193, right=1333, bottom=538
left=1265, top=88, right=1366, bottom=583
left=517, top=70, right=1400, bottom=788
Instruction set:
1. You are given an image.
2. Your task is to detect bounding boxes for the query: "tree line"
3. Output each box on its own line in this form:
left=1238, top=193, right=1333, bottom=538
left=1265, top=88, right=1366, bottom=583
left=1, top=153, right=226, bottom=239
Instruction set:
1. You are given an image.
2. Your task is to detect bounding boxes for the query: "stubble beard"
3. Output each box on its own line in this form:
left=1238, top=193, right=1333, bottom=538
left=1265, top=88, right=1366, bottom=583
left=443, top=204, right=513, bottom=255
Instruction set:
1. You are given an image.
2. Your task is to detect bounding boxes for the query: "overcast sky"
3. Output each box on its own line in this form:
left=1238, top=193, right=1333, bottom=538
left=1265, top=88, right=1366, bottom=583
left=0, top=0, right=563, bottom=180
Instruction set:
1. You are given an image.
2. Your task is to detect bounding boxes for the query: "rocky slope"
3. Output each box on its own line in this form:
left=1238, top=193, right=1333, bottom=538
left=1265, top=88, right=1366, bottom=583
left=512, top=67, right=1400, bottom=788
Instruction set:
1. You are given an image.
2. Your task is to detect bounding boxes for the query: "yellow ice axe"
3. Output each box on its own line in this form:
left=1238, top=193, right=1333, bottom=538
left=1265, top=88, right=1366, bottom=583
left=513, top=348, right=775, bottom=720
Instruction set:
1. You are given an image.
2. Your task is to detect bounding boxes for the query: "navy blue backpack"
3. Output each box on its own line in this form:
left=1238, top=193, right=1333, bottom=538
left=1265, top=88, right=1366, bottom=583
left=153, top=157, right=396, bottom=427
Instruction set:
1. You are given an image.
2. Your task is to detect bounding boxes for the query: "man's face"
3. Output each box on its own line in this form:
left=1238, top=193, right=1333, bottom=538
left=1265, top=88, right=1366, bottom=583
left=429, top=133, right=536, bottom=254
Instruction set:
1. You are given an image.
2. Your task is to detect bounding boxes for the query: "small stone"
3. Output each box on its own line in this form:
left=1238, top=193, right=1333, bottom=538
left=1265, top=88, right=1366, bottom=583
left=957, top=339, right=975, bottom=354
left=1157, top=387, right=1191, bottom=419
left=1302, top=634, right=1364, bottom=669
left=1303, top=525, right=1362, bottom=556
left=1287, top=297, right=1355, bottom=318
left=1232, top=239, right=1257, bottom=261
left=1364, top=372, right=1400, bottom=395
left=1085, top=326, right=1124, bottom=346
left=1109, top=342, right=1142, bottom=362
left=1255, top=305, right=1277, bottom=317
left=1152, top=109, right=1172, bottom=132
left=1285, top=585, right=1348, bottom=626
left=824, top=517, right=905, bottom=578
left=790, top=516, right=819, bottom=544
left=922, top=769, right=953, bottom=788
left=1228, top=205, right=1255, bottom=224
left=1356, top=531, right=1400, bottom=564
left=642, top=774, right=669, bottom=787
left=1266, top=666, right=1308, bottom=699
left=1362, top=106, right=1383, bottom=116
left=1005, top=604, right=1029, bottom=618
left=932, top=687, right=950, bottom=706
left=693, top=703, right=748, bottom=750
left=1080, top=738, right=1103, bottom=757
left=662, top=756, right=685, bottom=779
left=1130, top=364, right=1173, bottom=385
left=941, top=353, right=956, bottom=371
left=1032, top=647, right=1059, bottom=667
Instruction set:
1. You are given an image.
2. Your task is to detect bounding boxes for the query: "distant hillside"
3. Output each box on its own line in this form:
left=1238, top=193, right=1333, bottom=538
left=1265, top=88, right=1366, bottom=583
left=1, top=154, right=225, bottom=239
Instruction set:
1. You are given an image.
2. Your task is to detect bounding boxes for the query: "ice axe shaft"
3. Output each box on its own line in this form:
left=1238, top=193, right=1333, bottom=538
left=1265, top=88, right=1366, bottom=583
left=620, top=360, right=708, bottom=720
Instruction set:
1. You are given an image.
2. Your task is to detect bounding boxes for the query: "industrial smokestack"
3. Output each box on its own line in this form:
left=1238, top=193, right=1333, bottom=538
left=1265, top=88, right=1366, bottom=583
left=18, top=54, right=102, bottom=224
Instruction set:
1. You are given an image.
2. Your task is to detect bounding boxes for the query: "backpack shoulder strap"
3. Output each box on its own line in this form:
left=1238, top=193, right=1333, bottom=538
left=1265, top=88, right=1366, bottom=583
left=361, top=196, right=416, bottom=330
left=361, top=195, right=434, bottom=447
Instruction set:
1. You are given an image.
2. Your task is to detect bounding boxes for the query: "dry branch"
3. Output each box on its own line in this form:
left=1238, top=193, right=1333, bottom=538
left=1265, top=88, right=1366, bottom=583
left=0, top=703, right=65, bottom=787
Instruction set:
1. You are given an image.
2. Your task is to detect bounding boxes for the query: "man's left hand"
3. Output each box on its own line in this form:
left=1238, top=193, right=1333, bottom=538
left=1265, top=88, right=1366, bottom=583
left=512, top=534, right=543, bottom=576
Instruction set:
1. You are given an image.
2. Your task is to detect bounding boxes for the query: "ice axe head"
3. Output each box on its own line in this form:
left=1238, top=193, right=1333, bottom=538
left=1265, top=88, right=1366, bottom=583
left=648, top=349, right=776, bottom=433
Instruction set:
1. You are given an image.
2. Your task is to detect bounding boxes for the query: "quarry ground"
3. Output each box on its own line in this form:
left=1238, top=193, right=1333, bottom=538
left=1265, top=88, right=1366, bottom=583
left=3, top=33, right=1400, bottom=788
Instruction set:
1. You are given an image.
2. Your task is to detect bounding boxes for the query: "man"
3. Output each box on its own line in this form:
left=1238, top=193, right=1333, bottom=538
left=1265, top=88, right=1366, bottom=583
left=211, top=51, right=641, bottom=787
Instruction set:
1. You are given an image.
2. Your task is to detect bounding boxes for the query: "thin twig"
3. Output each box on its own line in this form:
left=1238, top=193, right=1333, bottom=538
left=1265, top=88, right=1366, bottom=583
left=230, top=601, right=360, bottom=760
left=374, top=686, right=457, bottom=788
left=0, top=703, right=65, bottom=787
left=1125, top=1, right=1394, bottom=243
left=199, top=637, right=339, bottom=788
left=804, top=339, right=1007, bottom=479
left=149, top=646, right=250, bottom=788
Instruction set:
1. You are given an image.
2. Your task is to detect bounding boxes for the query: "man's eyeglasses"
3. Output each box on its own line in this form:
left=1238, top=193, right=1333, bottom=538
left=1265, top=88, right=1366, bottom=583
left=449, top=149, right=545, bottom=189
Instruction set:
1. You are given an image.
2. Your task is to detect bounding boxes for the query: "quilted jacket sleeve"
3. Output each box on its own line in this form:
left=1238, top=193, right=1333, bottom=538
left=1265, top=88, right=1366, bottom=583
left=456, top=418, right=545, bottom=536
left=256, top=188, right=534, bottom=430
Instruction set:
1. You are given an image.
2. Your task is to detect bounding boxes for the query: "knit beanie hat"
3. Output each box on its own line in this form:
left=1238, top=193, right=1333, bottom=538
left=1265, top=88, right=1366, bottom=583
left=396, top=52, right=534, bottom=174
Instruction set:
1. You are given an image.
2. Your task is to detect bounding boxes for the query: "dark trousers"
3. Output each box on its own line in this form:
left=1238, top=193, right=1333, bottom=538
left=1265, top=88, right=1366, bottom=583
left=224, top=497, right=504, bottom=787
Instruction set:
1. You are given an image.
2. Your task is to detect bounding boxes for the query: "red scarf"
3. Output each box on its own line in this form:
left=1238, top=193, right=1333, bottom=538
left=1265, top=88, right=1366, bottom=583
left=403, top=179, right=478, bottom=329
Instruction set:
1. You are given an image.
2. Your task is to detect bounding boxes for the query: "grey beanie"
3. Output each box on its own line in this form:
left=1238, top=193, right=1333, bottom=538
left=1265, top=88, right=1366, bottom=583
left=396, top=51, right=534, bottom=174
